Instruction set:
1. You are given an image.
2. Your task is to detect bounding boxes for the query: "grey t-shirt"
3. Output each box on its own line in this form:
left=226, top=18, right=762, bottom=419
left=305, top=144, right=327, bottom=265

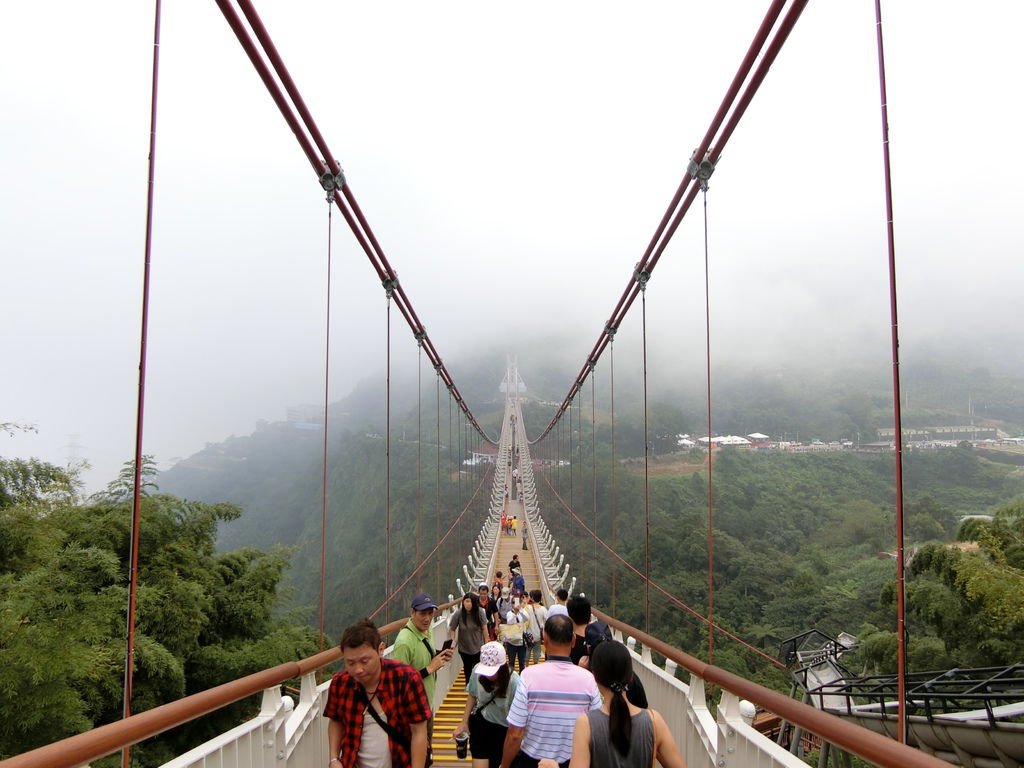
left=587, top=709, right=654, bottom=768
left=449, top=608, right=488, bottom=654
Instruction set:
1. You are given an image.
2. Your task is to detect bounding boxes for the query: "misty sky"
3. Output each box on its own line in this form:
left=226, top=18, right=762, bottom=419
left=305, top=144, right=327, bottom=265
left=3, top=1, right=1022, bottom=491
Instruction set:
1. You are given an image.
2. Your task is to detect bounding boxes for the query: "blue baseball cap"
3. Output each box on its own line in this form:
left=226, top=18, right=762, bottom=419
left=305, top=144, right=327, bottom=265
left=411, top=592, right=438, bottom=611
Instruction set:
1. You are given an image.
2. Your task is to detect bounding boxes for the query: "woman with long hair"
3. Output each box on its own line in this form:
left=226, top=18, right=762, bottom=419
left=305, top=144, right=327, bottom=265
left=542, top=641, right=685, bottom=768
left=448, top=591, right=488, bottom=682
left=455, top=641, right=521, bottom=768
left=486, top=584, right=502, bottom=640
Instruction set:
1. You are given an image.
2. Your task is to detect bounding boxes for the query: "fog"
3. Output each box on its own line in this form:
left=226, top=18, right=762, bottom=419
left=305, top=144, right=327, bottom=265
left=2, top=1, right=1021, bottom=491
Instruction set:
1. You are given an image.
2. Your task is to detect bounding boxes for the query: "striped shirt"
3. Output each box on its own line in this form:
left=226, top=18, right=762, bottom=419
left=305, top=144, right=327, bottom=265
left=506, top=656, right=602, bottom=762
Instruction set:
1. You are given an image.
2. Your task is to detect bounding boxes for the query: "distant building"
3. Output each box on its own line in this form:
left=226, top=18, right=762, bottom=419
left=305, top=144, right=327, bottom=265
left=698, top=435, right=752, bottom=448
left=877, top=425, right=998, bottom=442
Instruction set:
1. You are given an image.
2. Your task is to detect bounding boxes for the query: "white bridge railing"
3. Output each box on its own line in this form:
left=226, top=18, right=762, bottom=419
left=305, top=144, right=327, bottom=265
left=162, top=608, right=460, bottom=768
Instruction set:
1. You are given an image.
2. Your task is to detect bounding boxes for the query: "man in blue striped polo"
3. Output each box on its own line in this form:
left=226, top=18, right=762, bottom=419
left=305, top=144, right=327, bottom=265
left=499, top=614, right=601, bottom=768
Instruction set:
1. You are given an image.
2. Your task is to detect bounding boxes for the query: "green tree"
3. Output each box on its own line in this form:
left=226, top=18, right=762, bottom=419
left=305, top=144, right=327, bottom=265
left=0, top=459, right=318, bottom=764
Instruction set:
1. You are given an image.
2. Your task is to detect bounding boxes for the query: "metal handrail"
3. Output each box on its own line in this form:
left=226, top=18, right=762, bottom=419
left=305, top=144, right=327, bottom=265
left=591, top=608, right=950, bottom=768
left=0, top=605, right=456, bottom=768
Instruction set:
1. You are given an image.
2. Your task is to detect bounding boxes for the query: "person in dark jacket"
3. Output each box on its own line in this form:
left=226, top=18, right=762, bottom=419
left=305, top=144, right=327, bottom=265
left=581, top=621, right=648, bottom=708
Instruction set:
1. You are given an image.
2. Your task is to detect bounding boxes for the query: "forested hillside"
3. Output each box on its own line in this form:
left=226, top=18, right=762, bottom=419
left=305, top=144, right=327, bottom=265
left=0, top=458, right=318, bottom=764
left=534, top=440, right=1024, bottom=688
left=160, top=375, right=504, bottom=636
left=157, top=357, right=1024, bottom=691
left=4, top=354, right=1023, bottom=762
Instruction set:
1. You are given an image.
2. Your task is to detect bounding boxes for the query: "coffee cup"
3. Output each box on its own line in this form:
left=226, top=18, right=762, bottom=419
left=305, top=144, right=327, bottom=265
left=455, top=731, right=469, bottom=759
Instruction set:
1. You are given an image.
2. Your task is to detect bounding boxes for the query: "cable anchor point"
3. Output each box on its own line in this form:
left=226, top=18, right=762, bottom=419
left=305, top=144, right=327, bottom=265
left=382, top=277, right=399, bottom=299
left=319, top=169, right=346, bottom=202
left=414, top=330, right=426, bottom=347
left=633, top=266, right=651, bottom=292
left=687, top=150, right=715, bottom=192
left=605, top=323, right=618, bottom=338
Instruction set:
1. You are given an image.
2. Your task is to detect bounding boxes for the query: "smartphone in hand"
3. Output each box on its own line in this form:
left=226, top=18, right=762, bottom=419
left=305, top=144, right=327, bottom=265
left=441, top=639, right=454, bottom=651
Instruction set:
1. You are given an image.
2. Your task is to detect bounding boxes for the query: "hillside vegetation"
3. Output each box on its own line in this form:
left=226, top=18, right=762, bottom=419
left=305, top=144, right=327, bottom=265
left=534, top=438, right=1024, bottom=688
left=0, top=458, right=318, bottom=764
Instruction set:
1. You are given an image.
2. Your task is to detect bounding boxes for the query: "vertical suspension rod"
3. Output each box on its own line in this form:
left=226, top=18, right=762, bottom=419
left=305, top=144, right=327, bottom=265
left=702, top=188, right=715, bottom=665
left=610, top=339, right=617, bottom=615
left=318, top=200, right=333, bottom=652
left=385, top=291, right=393, bottom=623
left=641, top=286, right=651, bottom=634
left=874, top=0, right=907, bottom=743
left=123, top=6, right=162, bottom=768
left=416, top=343, right=423, bottom=588
left=591, top=372, right=597, bottom=599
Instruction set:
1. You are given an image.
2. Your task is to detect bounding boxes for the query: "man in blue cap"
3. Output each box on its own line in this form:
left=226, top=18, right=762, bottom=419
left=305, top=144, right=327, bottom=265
left=393, top=592, right=454, bottom=740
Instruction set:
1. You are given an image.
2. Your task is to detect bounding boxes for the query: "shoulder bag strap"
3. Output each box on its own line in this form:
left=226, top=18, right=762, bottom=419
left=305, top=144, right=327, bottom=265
left=356, top=686, right=407, bottom=745
left=472, top=693, right=495, bottom=715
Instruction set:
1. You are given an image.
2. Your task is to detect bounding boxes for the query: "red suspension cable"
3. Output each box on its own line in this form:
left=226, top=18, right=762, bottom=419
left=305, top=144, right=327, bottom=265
left=536, top=0, right=810, bottom=442
left=435, top=373, right=441, bottom=598
left=641, top=283, right=651, bottom=634
left=591, top=371, right=597, bottom=599
left=874, top=0, right=908, bottom=743
left=610, top=337, right=617, bottom=615
left=318, top=197, right=333, bottom=652
left=702, top=187, right=715, bottom=666
left=123, top=5, right=161, bottom=768
left=385, top=287, right=393, bottom=623
left=218, top=0, right=495, bottom=444
left=416, top=342, right=423, bottom=589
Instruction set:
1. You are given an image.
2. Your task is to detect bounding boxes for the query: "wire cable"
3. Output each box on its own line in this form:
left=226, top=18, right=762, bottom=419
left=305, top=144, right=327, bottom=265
left=385, top=286, right=393, bottom=623
left=702, top=187, right=715, bottom=665
left=874, top=0, right=908, bottom=742
left=641, top=282, right=651, bottom=634
left=610, top=337, right=617, bottom=615
left=123, top=5, right=162, bottom=767
left=318, top=194, right=333, bottom=653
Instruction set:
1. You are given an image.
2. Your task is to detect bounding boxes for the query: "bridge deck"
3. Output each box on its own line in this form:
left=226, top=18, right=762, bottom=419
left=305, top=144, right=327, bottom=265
left=431, top=478, right=546, bottom=762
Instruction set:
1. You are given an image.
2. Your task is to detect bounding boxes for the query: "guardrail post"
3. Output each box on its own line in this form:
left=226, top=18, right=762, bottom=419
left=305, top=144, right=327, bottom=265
left=258, top=687, right=288, bottom=768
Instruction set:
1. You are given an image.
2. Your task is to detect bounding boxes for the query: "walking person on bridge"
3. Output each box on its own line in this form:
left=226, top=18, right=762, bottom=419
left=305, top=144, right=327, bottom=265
left=500, top=596, right=530, bottom=673
left=455, top=641, right=522, bottom=768
left=500, top=615, right=601, bottom=768
left=547, top=589, right=569, bottom=618
left=511, top=569, right=526, bottom=598
left=393, top=592, right=454, bottom=741
left=525, top=591, right=548, bottom=667
left=450, top=591, right=489, bottom=683
left=539, top=640, right=685, bottom=768
left=566, top=596, right=592, bottom=666
left=324, top=619, right=432, bottom=768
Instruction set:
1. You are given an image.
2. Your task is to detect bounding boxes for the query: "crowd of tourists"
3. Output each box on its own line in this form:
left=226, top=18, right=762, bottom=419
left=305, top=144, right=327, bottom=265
left=323, top=583, right=686, bottom=768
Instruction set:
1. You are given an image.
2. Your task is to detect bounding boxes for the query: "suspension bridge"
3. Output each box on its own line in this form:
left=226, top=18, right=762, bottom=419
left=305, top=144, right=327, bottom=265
left=2, top=1, right=1022, bottom=768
